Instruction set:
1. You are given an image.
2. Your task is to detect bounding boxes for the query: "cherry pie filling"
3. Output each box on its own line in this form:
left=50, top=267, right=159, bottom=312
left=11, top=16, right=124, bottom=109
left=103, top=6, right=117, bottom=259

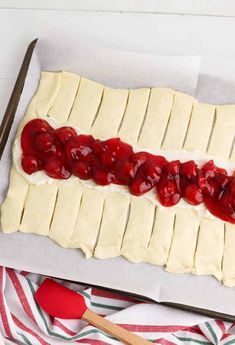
left=20, top=119, right=235, bottom=224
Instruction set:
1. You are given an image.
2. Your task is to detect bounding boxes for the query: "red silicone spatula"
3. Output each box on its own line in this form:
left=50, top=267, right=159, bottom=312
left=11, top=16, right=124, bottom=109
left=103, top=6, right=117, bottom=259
left=35, top=278, right=152, bottom=345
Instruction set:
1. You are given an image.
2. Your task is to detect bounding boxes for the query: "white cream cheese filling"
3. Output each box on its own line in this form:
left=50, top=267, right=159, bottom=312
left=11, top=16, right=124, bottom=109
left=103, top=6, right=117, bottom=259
left=13, top=116, right=235, bottom=221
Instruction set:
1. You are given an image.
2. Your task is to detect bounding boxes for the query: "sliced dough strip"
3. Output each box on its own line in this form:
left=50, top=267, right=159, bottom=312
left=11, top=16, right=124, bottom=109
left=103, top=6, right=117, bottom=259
left=138, top=88, right=174, bottom=150
left=147, top=208, right=175, bottom=266
left=223, top=223, right=235, bottom=287
left=19, top=184, right=58, bottom=235
left=91, top=87, right=129, bottom=138
left=166, top=208, right=200, bottom=273
left=48, top=71, right=80, bottom=123
left=94, top=193, right=130, bottom=259
left=161, top=92, right=195, bottom=150
left=229, top=135, right=235, bottom=162
left=183, top=103, right=216, bottom=152
left=122, top=198, right=155, bottom=263
left=118, top=88, right=150, bottom=145
left=19, top=71, right=62, bottom=130
left=194, top=218, right=224, bottom=281
left=69, top=188, right=105, bottom=258
left=49, top=181, right=83, bottom=247
left=1, top=168, right=29, bottom=233
left=117, top=91, right=130, bottom=132
left=207, top=105, right=235, bottom=160
left=229, top=136, right=235, bottom=161
left=68, top=77, right=104, bottom=131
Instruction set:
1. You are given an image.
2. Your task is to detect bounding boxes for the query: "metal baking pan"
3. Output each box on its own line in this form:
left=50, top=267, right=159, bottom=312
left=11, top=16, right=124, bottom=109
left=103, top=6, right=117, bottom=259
left=0, top=40, right=235, bottom=322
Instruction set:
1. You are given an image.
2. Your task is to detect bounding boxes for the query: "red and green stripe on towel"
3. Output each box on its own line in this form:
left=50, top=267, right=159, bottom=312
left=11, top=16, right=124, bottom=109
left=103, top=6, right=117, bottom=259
left=0, top=266, right=235, bottom=345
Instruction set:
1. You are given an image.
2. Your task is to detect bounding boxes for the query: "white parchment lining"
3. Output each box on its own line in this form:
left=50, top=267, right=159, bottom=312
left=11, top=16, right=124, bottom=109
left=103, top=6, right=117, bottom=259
left=1, top=24, right=235, bottom=316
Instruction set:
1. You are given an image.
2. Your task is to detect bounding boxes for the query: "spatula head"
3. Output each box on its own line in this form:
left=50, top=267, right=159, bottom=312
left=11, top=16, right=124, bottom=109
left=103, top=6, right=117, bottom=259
left=34, top=278, right=87, bottom=319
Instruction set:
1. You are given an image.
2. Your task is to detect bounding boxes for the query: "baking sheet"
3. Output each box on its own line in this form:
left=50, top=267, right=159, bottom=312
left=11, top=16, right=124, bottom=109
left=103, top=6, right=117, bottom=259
left=1, top=24, right=235, bottom=317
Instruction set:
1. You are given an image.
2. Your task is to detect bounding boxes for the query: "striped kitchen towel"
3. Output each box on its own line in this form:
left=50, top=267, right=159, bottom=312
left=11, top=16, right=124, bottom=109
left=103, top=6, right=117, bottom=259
left=0, top=266, right=235, bottom=345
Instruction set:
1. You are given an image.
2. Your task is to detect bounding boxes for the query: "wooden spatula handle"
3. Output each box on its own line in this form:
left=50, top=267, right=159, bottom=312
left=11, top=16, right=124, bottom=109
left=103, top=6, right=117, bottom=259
left=82, top=309, right=152, bottom=345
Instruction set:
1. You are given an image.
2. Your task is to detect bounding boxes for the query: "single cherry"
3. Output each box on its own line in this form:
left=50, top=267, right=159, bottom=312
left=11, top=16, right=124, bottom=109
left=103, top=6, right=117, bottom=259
left=201, top=160, right=219, bottom=178
left=93, top=167, right=116, bottom=186
left=34, top=133, right=54, bottom=152
left=72, top=161, right=91, bottom=180
left=183, top=184, right=203, bottom=205
left=55, top=127, right=77, bottom=144
left=180, top=160, right=198, bottom=179
left=101, top=151, right=115, bottom=168
left=198, top=175, right=219, bottom=197
left=204, top=194, right=235, bottom=223
left=145, top=164, right=161, bottom=185
left=165, top=160, right=180, bottom=176
left=230, top=179, right=235, bottom=196
left=45, top=159, right=71, bottom=179
left=65, top=137, right=93, bottom=162
left=129, top=152, right=149, bottom=167
left=105, top=138, right=133, bottom=160
left=115, top=160, right=136, bottom=183
left=157, top=180, right=181, bottom=207
left=21, top=119, right=53, bottom=155
left=76, top=134, right=95, bottom=146
left=21, top=156, right=40, bottom=175
left=129, top=177, right=152, bottom=196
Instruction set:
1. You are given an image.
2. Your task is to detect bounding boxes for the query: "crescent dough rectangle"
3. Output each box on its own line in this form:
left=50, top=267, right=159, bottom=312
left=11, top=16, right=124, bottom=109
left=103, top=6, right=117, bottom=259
left=229, top=144, right=235, bottom=162
left=122, top=198, right=155, bottom=263
left=94, top=193, right=130, bottom=259
left=208, top=105, right=235, bottom=160
left=1, top=168, right=28, bottom=233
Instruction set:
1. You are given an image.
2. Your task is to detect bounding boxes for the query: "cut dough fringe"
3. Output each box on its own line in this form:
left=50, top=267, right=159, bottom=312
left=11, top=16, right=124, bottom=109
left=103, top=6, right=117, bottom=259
left=1, top=71, right=235, bottom=287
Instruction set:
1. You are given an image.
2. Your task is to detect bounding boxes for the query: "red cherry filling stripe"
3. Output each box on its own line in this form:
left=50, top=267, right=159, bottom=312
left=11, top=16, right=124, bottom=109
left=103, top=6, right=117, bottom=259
left=20, top=119, right=235, bottom=224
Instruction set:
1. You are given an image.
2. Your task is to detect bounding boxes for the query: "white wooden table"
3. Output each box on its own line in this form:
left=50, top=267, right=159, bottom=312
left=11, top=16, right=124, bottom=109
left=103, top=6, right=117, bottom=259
left=1, top=1, right=235, bottom=122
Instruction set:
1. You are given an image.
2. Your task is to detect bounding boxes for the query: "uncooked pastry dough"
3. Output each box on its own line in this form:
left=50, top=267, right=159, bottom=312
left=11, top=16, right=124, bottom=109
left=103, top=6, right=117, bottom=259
left=69, top=188, right=105, bottom=258
left=122, top=197, right=155, bottom=263
left=166, top=208, right=199, bottom=273
left=1, top=71, right=235, bottom=287
left=138, top=87, right=174, bottom=149
left=147, top=208, right=175, bottom=266
left=94, top=192, right=130, bottom=259
left=49, top=181, right=83, bottom=247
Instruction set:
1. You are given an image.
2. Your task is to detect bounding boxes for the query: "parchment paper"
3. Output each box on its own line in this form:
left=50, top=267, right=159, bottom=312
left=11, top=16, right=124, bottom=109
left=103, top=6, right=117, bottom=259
left=1, top=24, right=235, bottom=316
